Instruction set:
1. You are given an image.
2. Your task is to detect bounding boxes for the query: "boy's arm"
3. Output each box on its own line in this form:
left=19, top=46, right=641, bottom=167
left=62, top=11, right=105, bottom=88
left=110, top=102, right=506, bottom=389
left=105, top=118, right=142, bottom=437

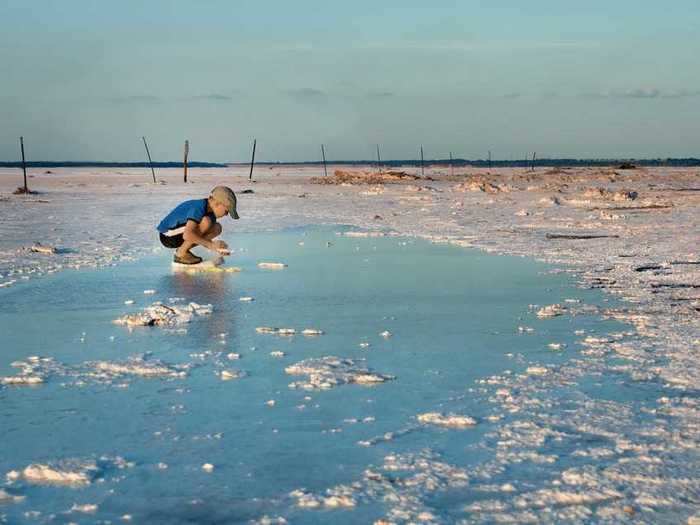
left=182, top=219, right=218, bottom=252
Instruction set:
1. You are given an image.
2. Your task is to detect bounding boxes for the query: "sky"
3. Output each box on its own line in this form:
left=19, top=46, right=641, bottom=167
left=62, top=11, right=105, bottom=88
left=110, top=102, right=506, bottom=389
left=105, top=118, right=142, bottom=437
left=1, top=1, right=699, bottom=162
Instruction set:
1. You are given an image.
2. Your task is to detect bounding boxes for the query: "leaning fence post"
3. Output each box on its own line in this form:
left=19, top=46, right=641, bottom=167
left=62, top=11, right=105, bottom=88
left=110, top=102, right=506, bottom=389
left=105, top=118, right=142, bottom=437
left=142, top=136, right=156, bottom=183
left=248, top=138, right=257, bottom=180
left=20, top=136, right=29, bottom=193
left=321, top=144, right=328, bottom=176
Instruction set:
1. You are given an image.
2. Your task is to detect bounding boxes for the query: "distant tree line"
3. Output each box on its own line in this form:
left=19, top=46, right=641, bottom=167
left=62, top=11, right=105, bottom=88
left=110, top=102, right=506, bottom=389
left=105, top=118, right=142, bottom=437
left=233, top=158, right=700, bottom=168
left=1, top=158, right=699, bottom=168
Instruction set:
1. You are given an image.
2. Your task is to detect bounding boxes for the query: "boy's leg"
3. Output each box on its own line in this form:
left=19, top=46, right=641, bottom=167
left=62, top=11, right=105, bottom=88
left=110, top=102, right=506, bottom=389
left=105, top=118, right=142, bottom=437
left=175, top=218, right=221, bottom=258
left=203, top=222, right=222, bottom=241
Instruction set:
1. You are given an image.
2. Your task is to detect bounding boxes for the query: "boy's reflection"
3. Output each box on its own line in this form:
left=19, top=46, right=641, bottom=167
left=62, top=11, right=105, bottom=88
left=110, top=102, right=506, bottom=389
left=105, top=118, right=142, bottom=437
left=159, top=272, right=237, bottom=343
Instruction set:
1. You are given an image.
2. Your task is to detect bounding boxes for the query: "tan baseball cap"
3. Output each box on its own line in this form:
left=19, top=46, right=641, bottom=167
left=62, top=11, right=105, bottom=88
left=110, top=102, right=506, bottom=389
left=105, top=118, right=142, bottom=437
left=211, top=186, right=240, bottom=219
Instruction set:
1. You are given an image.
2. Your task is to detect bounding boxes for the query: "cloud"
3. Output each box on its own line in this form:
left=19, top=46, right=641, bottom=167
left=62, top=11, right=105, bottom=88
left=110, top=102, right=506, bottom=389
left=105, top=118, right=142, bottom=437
left=112, top=95, right=161, bottom=104
left=581, top=88, right=700, bottom=99
left=366, top=91, right=395, bottom=99
left=192, top=94, right=233, bottom=101
left=286, top=88, right=327, bottom=103
left=358, top=39, right=594, bottom=52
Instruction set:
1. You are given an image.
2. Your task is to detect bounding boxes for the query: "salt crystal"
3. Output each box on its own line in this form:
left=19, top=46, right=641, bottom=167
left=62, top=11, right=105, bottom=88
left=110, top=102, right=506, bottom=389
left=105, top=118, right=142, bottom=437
left=417, top=412, right=477, bottom=428
left=143, top=289, right=156, bottom=295
left=266, top=399, right=276, bottom=407
left=1, top=375, right=44, bottom=386
left=239, top=296, right=255, bottom=302
left=30, top=243, right=57, bottom=255
left=323, top=495, right=356, bottom=508
left=258, top=262, right=287, bottom=269
left=380, top=330, right=392, bottom=338
left=285, top=356, right=394, bottom=390
left=9, top=461, right=99, bottom=487
left=70, top=503, right=98, bottom=514
left=536, top=304, right=567, bottom=318
left=124, top=299, right=134, bottom=305
left=220, top=370, right=242, bottom=381
left=201, top=463, right=214, bottom=472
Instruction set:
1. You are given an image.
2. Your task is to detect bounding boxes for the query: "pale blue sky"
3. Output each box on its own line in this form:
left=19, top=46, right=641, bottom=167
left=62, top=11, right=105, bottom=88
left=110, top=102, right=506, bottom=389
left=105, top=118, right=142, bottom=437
left=1, top=1, right=699, bottom=161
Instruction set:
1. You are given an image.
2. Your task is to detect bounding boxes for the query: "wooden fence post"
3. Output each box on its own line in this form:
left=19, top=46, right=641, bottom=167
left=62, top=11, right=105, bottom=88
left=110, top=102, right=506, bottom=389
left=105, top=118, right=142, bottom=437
left=142, top=137, right=156, bottom=183
left=183, top=140, right=189, bottom=183
left=248, top=138, right=256, bottom=181
left=321, top=144, right=328, bottom=176
left=20, top=136, right=28, bottom=193
left=420, top=145, right=424, bottom=177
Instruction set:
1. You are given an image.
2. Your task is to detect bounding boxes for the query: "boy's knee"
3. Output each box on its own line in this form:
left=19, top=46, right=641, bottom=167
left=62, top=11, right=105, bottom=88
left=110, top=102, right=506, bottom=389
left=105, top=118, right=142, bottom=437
left=212, top=223, right=222, bottom=236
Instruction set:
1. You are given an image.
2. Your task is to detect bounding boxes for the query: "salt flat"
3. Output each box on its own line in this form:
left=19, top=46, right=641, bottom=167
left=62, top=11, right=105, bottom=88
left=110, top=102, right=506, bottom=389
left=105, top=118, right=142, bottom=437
left=0, top=165, right=698, bottom=523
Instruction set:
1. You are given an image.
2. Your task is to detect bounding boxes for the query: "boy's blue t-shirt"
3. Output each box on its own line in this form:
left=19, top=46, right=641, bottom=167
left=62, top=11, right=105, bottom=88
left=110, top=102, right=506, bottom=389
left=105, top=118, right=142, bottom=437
left=157, top=199, right=216, bottom=234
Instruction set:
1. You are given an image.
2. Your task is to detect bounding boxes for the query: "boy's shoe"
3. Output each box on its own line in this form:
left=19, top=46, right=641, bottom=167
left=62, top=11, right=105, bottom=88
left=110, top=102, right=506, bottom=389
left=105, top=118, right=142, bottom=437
left=173, top=252, right=202, bottom=265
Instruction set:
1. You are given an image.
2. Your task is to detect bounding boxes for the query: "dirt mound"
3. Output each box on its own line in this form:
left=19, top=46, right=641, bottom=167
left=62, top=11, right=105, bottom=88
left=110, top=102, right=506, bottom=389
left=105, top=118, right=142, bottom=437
left=582, top=187, right=638, bottom=201
left=452, top=175, right=512, bottom=194
left=13, top=187, right=37, bottom=195
left=311, top=169, right=421, bottom=185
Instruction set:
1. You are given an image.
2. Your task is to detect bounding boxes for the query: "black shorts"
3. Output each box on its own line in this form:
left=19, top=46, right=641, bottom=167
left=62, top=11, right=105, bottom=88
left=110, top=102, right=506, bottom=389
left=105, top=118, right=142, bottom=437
left=160, top=232, right=184, bottom=249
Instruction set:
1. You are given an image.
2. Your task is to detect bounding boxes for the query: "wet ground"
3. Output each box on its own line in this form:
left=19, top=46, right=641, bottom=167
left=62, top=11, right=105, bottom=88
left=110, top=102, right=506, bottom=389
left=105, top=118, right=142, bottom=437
left=0, top=226, right=636, bottom=524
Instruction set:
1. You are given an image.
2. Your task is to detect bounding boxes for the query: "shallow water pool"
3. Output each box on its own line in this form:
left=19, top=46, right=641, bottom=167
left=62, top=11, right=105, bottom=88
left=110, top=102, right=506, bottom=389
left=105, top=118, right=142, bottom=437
left=0, top=227, right=627, bottom=523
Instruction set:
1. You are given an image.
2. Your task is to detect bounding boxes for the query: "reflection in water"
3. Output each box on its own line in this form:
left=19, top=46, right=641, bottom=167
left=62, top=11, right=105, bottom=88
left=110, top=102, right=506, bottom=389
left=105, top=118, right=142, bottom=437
left=161, top=270, right=239, bottom=344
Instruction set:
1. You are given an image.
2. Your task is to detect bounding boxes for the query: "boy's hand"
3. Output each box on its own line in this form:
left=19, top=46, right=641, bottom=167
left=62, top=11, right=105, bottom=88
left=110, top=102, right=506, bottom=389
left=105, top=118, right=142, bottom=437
left=213, top=240, right=230, bottom=255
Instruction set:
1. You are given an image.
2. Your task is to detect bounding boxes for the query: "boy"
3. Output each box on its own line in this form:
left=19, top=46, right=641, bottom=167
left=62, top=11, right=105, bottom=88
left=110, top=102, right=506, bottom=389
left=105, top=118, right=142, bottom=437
left=157, top=185, right=240, bottom=264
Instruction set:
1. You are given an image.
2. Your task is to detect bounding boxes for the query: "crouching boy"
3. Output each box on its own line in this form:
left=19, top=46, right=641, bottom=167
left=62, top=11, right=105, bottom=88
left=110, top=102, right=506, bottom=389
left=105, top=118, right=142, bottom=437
left=157, top=185, right=239, bottom=264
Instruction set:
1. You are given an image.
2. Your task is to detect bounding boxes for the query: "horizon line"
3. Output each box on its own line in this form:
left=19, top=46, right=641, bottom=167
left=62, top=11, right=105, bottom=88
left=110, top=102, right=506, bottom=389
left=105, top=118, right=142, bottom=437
left=1, top=156, right=700, bottom=168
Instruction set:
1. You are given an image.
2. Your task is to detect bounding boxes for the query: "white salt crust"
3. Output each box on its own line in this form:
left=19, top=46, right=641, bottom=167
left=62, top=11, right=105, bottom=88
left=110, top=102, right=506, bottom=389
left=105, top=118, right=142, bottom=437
left=6, top=457, right=133, bottom=487
left=258, top=262, right=287, bottom=269
left=0, top=354, right=192, bottom=389
left=417, top=412, right=477, bottom=429
left=285, top=356, right=395, bottom=390
left=114, top=302, right=213, bottom=327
